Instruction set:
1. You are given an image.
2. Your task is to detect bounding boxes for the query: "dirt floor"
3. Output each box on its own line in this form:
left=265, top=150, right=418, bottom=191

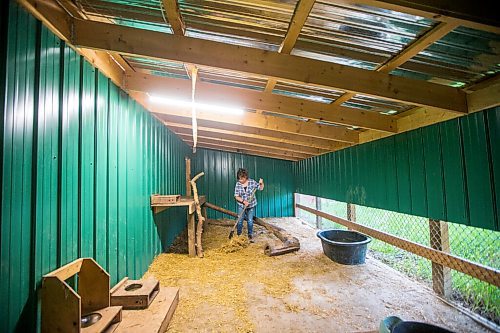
left=144, top=217, right=493, bottom=333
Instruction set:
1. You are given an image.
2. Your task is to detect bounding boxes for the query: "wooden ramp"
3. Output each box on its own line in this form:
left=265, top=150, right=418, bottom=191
left=115, top=287, right=179, bottom=333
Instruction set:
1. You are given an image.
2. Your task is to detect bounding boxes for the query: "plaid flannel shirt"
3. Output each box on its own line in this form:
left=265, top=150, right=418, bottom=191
left=234, top=179, right=260, bottom=208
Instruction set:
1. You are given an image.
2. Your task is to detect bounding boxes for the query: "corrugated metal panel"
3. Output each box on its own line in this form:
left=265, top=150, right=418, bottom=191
left=192, top=148, right=294, bottom=219
left=486, top=107, right=500, bottom=231
left=461, top=112, right=496, bottom=230
left=295, top=107, right=500, bottom=232
left=295, top=1, right=434, bottom=69
left=0, top=3, right=190, bottom=331
left=395, top=26, right=500, bottom=87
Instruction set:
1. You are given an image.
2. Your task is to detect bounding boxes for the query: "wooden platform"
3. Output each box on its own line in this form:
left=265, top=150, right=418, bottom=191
left=111, top=278, right=160, bottom=309
left=151, top=195, right=206, bottom=214
left=151, top=195, right=207, bottom=257
left=115, top=287, right=179, bottom=333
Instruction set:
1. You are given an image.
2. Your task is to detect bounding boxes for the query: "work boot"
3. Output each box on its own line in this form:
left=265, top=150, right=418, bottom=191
left=249, top=235, right=255, bottom=243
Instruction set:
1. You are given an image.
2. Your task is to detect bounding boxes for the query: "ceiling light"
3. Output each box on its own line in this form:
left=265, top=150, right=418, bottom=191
left=149, top=95, right=244, bottom=115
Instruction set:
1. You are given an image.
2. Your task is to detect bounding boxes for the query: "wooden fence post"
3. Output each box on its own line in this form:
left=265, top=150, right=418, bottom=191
left=316, top=197, right=322, bottom=229
left=429, top=219, right=452, bottom=298
left=347, top=203, right=356, bottom=230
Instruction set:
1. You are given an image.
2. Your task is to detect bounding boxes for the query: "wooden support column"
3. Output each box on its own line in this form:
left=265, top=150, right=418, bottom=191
left=347, top=203, right=356, bottom=230
left=187, top=212, right=196, bottom=257
left=185, top=157, right=191, bottom=196
left=429, top=219, right=452, bottom=298
left=316, top=197, right=322, bottom=229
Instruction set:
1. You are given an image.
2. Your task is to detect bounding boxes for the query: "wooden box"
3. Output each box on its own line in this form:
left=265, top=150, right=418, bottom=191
left=41, top=258, right=122, bottom=333
left=151, top=194, right=180, bottom=205
left=111, top=278, right=160, bottom=309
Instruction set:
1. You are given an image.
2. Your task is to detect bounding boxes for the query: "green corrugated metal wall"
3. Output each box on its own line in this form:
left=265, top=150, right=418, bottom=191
left=192, top=148, right=294, bottom=218
left=295, top=107, right=500, bottom=232
left=0, top=3, right=190, bottom=332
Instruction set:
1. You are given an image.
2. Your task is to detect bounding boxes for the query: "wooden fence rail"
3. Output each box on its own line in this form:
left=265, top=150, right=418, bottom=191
left=296, top=204, right=500, bottom=287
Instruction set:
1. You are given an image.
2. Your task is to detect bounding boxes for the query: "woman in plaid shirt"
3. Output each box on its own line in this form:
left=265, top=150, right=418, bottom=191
left=234, top=168, right=264, bottom=242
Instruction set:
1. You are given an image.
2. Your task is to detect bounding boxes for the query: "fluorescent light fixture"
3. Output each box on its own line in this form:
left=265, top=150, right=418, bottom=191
left=149, top=95, right=244, bottom=115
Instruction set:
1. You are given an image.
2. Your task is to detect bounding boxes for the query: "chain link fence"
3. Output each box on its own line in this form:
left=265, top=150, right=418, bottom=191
left=296, top=194, right=500, bottom=325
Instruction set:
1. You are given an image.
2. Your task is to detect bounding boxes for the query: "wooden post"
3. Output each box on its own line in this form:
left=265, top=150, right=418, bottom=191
left=185, top=157, right=191, bottom=196
left=187, top=213, right=196, bottom=257
left=190, top=172, right=205, bottom=257
left=347, top=203, right=356, bottom=230
left=429, top=219, right=452, bottom=298
left=316, top=197, right=322, bottom=229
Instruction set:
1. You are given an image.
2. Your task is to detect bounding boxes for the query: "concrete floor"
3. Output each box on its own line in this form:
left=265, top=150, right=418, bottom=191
left=146, top=217, right=492, bottom=333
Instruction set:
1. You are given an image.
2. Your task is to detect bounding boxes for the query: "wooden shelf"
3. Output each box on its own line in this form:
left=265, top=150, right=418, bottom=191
left=151, top=195, right=206, bottom=214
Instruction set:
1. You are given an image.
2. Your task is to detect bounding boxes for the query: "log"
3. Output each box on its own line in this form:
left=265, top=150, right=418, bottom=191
left=204, top=202, right=300, bottom=256
left=190, top=172, right=205, bottom=258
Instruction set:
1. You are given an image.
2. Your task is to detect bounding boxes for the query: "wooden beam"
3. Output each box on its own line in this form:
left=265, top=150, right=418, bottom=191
left=359, top=107, right=461, bottom=143
left=161, top=0, right=185, bottom=35
left=332, top=0, right=500, bottom=34
left=376, top=21, right=460, bottom=74
left=332, top=21, right=459, bottom=106
left=280, top=0, right=316, bottom=54
left=162, top=118, right=350, bottom=151
left=125, top=73, right=397, bottom=132
left=18, top=0, right=125, bottom=88
left=18, top=0, right=71, bottom=40
left=70, top=19, right=468, bottom=114
left=467, top=82, right=500, bottom=113
left=130, top=92, right=359, bottom=143
left=262, top=0, right=316, bottom=97
left=297, top=204, right=500, bottom=287
left=170, top=125, right=327, bottom=155
left=186, top=142, right=301, bottom=161
left=180, top=135, right=313, bottom=159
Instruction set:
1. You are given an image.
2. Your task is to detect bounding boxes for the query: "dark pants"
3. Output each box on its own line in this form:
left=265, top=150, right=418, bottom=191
left=237, top=206, right=255, bottom=237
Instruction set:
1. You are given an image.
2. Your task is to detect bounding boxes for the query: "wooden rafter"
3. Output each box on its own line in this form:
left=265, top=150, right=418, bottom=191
left=332, top=21, right=460, bottom=107
left=161, top=0, right=185, bottom=35
left=70, top=19, right=468, bottom=114
left=169, top=125, right=327, bottom=155
left=178, top=135, right=313, bottom=160
left=134, top=92, right=360, bottom=143
left=125, top=73, right=397, bottom=133
left=184, top=142, right=302, bottom=161
left=334, top=0, right=500, bottom=34
left=263, top=0, right=316, bottom=96
left=161, top=117, right=351, bottom=151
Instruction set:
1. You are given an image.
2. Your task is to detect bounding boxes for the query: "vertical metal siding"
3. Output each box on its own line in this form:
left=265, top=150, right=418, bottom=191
left=0, top=3, right=190, bottom=331
left=192, top=148, right=294, bottom=219
left=295, top=107, right=500, bottom=232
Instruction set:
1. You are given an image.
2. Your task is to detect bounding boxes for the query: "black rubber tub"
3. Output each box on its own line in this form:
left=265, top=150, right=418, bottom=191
left=392, top=321, right=455, bottom=333
left=316, top=229, right=371, bottom=265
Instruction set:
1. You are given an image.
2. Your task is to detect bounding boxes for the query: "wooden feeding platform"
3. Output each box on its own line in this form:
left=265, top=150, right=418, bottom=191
left=151, top=194, right=207, bottom=257
left=41, top=258, right=122, bottom=333
left=111, top=277, right=160, bottom=309
left=115, top=287, right=179, bottom=333
left=151, top=195, right=205, bottom=215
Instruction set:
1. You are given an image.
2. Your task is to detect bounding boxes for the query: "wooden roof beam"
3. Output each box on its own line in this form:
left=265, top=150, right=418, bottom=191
left=125, top=73, right=397, bottom=133
left=161, top=117, right=351, bottom=151
left=332, top=20, right=460, bottom=106
left=70, top=19, right=468, bottom=114
left=183, top=142, right=302, bottom=161
left=132, top=91, right=360, bottom=143
left=169, top=125, right=327, bottom=155
left=263, top=0, right=316, bottom=95
left=332, top=0, right=500, bottom=34
left=161, top=0, right=185, bottom=35
left=19, top=0, right=125, bottom=87
left=178, top=134, right=314, bottom=160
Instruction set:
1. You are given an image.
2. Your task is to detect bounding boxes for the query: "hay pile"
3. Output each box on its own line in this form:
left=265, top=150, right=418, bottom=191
left=144, top=221, right=333, bottom=332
